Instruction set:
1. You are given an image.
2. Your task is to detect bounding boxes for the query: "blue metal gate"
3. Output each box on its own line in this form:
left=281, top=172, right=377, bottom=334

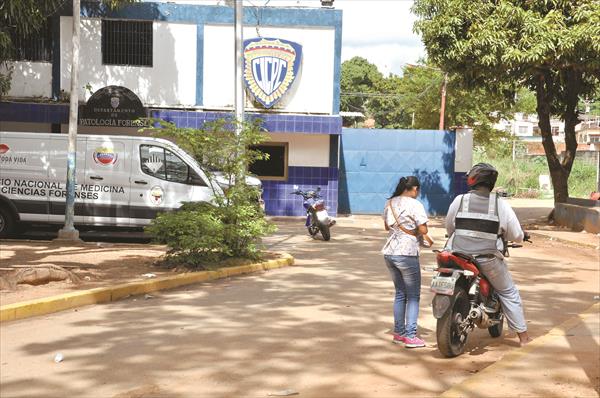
left=338, top=129, right=456, bottom=215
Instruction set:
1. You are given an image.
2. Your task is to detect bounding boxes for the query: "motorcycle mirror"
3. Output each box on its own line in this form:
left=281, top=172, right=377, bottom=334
left=293, top=185, right=299, bottom=190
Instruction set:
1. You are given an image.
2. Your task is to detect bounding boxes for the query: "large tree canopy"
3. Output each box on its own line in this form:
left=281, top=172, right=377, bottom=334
left=413, top=0, right=600, bottom=203
left=0, top=0, right=137, bottom=97
left=340, top=56, right=383, bottom=126
left=0, top=0, right=64, bottom=95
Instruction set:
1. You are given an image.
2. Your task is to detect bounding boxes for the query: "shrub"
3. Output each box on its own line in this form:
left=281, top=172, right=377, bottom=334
left=474, top=149, right=596, bottom=198
left=143, top=119, right=276, bottom=268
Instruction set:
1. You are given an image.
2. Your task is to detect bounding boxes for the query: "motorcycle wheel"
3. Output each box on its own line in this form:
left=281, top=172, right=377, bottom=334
left=436, top=287, right=470, bottom=358
left=307, top=216, right=319, bottom=237
left=319, top=222, right=331, bottom=241
left=488, top=312, right=504, bottom=338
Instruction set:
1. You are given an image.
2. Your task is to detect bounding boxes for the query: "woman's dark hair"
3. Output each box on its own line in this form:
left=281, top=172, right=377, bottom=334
left=390, top=176, right=420, bottom=198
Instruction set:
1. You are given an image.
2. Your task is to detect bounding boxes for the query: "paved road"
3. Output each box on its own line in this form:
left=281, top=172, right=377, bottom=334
left=1, top=217, right=598, bottom=397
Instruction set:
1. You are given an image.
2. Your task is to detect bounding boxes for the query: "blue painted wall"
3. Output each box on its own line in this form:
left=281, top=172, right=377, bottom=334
left=338, top=129, right=457, bottom=216
left=263, top=167, right=338, bottom=217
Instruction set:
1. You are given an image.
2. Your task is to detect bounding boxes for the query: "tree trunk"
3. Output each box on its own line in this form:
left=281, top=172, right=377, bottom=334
left=560, top=68, right=581, bottom=195
left=536, top=72, right=569, bottom=203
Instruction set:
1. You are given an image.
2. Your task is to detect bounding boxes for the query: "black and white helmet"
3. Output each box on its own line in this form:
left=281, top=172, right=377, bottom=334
left=466, top=163, right=498, bottom=190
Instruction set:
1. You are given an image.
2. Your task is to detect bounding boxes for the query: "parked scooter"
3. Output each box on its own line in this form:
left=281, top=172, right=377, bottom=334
left=291, top=186, right=335, bottom=241
left=429, top=238, right=530, bottom=357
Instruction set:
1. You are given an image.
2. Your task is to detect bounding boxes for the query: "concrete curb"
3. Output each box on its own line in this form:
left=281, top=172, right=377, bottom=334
left=0, top=253, right=294, bottom=323
left=529, top=231, right=599, bottom=249
left=439, top=302, right=600, bottom=398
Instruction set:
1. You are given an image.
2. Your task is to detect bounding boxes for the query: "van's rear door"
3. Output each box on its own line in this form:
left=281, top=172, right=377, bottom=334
left=83, top=137, right=132, bottom=226
left=0, top=132, right=50, bottom=223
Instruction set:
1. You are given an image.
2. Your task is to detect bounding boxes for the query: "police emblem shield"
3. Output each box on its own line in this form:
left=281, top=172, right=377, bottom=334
left=243, top=38, right=302, bottom=108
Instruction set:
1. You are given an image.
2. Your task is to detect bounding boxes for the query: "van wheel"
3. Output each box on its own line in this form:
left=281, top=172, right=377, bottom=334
left=0, top=207, right=16, bottom=238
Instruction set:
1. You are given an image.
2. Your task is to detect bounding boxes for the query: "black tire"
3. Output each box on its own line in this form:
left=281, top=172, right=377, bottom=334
left=307, top=214, right=319, bottom=237
left=488, top=312, right=504, bottom=338
left=319, top=222, right=331, bottom=241
left=0, top=206, right=16, bottom=238
left=436, top=287, right=470, bottom=358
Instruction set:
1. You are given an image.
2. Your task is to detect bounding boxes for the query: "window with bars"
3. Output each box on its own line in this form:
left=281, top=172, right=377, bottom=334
left=8, top=21, right=53, bottom=62
left=101, top=20, right=153, bottom=67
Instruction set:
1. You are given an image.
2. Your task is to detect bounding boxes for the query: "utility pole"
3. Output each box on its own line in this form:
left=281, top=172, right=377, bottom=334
left=57, top=0, right=81, bottom=241
left=439, top=73, right=447, bottom=130
left=234, top=0, right=244, bottom=136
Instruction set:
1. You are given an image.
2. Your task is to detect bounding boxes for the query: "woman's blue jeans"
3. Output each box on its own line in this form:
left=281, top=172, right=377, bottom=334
left=384, top=255, right=421, bottom=338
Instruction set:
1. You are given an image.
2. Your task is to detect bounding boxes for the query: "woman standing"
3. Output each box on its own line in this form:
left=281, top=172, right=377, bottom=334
left=382, top=176, right=429, bottom=348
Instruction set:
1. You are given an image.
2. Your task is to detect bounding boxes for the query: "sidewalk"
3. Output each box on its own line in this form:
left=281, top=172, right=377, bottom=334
left=442, top=302, right=600, bottom=398
left=530, top=229, right=600, bottom=249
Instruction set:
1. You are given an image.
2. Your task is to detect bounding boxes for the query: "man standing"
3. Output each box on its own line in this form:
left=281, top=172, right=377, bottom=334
left=445, top=163, right=532, bottom=346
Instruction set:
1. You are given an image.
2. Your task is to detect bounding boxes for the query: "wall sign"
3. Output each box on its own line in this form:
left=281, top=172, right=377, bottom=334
left=79, top=86, right=147, bottom=127
left=243, top=38, right=302, bottom=109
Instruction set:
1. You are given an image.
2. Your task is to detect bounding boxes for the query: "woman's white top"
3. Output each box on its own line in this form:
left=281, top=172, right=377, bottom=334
left=381, top=196, right=429, bottom=256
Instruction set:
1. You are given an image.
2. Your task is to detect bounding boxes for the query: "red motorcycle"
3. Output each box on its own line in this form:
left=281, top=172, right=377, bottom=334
left=429, top=239, right=528, bottom=357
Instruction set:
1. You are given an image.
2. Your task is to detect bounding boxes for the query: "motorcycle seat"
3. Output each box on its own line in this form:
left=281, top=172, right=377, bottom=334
left=452, top=252, right=480, bottom=266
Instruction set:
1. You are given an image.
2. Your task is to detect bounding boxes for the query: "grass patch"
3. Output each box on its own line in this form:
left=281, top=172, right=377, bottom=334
left=474, top=148, right=597, bottom=198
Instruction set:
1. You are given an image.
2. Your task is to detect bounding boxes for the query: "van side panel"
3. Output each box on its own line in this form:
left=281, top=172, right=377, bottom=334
left=83, top=136, right=132, bottom=226
left=47, top=135, right=87, bottom=224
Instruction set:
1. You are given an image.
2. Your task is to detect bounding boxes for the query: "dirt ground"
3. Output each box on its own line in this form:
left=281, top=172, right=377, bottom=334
left=0, top=212, right=597, bottom=397
left=0, top=198, right=596, bottom=307
left=0, top=241, right=279, bottom=306
left=0, top=242, right=168, bottom=305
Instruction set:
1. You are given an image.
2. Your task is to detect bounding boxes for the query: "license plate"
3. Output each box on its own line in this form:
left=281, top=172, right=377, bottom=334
left=431, top=275, right=456, bottom=295
left=316, top=210, right=329, bottom=222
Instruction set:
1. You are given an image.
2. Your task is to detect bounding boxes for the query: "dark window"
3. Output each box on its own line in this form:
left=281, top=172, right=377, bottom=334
left=8, top=21, right=52, bottom=62
left=102, top=20, right=153, bottom=66
left=140, top=145, right=190, bottom=183
left=249, top=143, right=288, bottom=180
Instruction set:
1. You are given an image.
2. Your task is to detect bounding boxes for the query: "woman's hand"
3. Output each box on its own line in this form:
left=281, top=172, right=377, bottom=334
left=417, top=223, right=428, bottom=236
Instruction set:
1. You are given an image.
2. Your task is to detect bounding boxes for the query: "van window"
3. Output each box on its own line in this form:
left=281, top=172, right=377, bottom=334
left=140, top=145, right=189, bottom=183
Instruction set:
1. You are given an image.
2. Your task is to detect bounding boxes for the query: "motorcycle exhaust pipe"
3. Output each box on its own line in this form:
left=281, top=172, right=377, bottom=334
left=469, top=306, right=492, bottom=328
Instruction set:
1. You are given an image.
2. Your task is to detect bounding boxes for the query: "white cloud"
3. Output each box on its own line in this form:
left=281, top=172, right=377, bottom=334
left=170, top=0, right=426, bottom=74
left=256, top=0, right=426, bottom=74
left=337, top=0, right=425, bottom=75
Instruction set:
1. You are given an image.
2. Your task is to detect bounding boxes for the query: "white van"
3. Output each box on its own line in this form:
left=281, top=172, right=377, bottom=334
left=0, top=132, right=255, bottom=237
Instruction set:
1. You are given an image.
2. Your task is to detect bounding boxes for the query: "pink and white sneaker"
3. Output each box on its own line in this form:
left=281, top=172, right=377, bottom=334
left=392, top=334, right=407, bottom=344
left=404, top=336, right=426, bottom=348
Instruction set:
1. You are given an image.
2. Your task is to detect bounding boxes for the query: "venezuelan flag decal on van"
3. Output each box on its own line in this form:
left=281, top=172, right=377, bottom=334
left=93, top=147, right=118, bottom=166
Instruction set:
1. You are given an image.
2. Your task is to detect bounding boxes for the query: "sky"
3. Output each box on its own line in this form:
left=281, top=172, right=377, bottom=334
left=260, top=0, right=427, bottom=76
left=334, top=0, right=426, bottom=76
left=173, top=0, right=427, bottom=76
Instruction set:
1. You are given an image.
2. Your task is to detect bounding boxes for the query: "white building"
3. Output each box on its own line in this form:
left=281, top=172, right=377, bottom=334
left=0, top=0, right=343, bottom=216
left=494, top=113, right=565, bottom=141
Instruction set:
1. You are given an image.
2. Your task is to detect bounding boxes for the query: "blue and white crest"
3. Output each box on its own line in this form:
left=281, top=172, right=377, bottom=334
left=244, top=37, right=302, bottom=108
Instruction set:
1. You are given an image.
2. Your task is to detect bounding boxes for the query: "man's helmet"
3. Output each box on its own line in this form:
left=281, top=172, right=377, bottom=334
left=466, top=163, right=498, bottom=190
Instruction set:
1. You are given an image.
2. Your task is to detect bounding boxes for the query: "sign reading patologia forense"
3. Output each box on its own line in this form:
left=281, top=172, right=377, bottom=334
left=243, top=37, right=303, bottom=109
left=78, top=85, right=147, bottom=127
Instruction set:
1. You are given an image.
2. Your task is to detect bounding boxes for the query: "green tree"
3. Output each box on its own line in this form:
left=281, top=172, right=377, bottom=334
left=513, top=88, right=537, bottom=115
left=367, top=74, right=412, bottom=129
left=376, top=63, right=512, bottom=145
left=0, top=0, right=137, bottom=97
left=413, top=0, right=600, bottom=203
left=0, top=0, right=64, bottom=96
left=340, top=56, right=383, bottom=126
left=145, top=119, right=276, bottom=265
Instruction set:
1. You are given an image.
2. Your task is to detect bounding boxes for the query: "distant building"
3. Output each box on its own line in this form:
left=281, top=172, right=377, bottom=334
left=494, top=113, right=565, bottom=141
left=578, top=116, right=600, bottom=148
